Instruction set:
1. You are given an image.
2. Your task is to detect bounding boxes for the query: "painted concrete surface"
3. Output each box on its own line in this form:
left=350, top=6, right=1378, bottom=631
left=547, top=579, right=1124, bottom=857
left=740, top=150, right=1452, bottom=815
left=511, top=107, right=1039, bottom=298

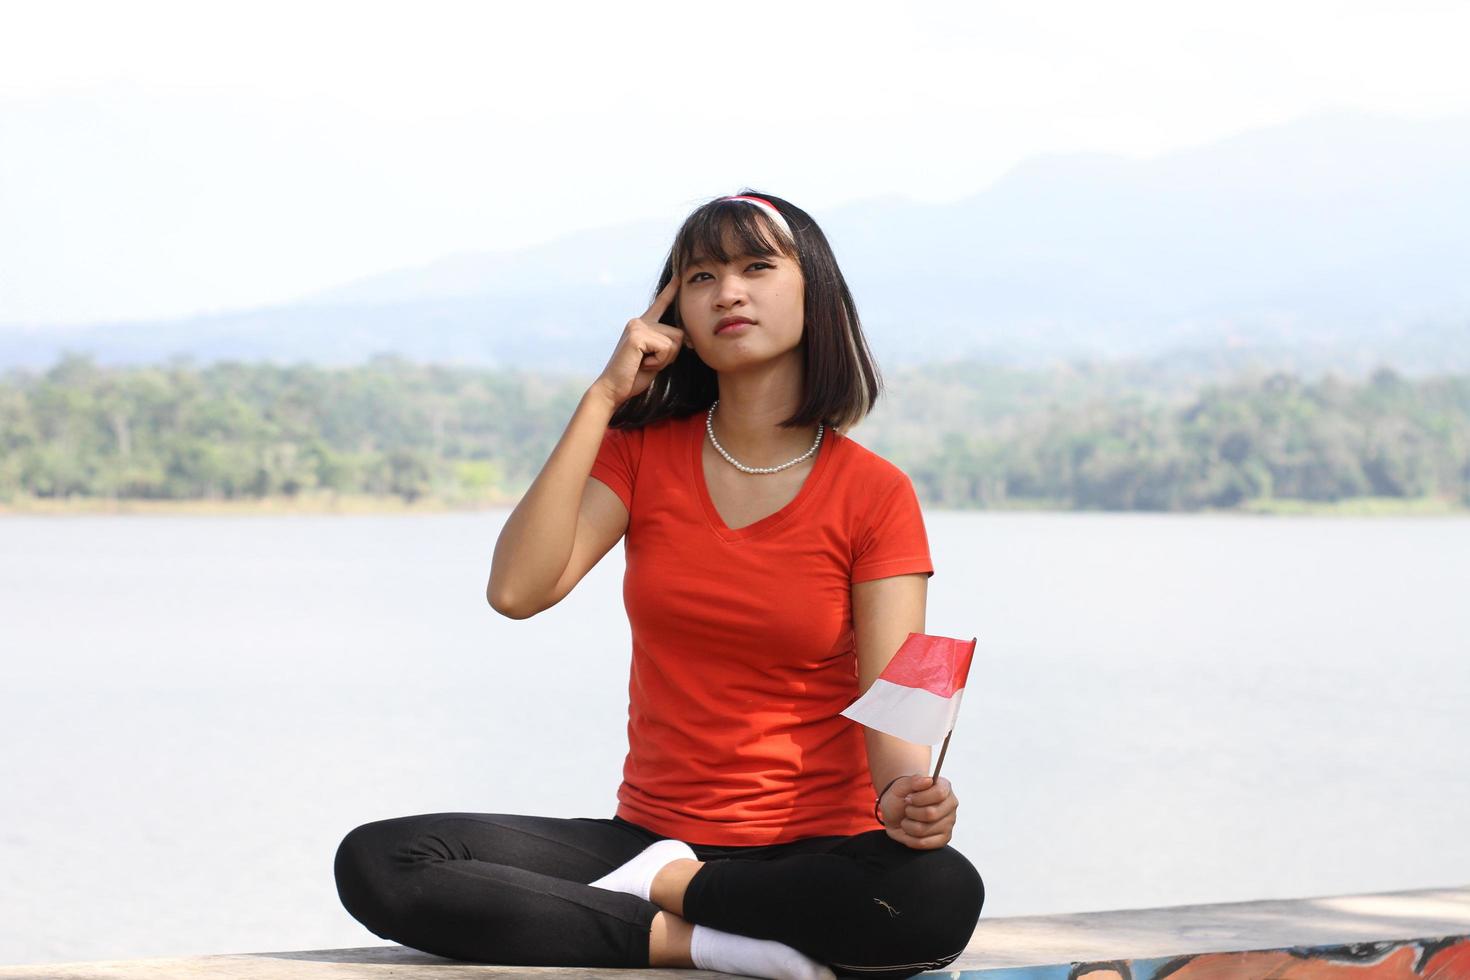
left=956, top=883, right=1470, bottom=978
left=3, top=884, right=1467, bottom=979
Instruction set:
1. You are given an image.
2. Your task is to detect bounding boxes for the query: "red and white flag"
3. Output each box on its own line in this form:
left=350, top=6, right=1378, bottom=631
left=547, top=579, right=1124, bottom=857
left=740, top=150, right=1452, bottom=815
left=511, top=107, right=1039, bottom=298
left=841, top=632, right=978, bottom=745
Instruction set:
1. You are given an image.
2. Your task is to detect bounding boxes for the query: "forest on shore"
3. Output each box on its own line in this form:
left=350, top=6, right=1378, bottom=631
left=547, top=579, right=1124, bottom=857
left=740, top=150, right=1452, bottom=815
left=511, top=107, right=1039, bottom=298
left=2, top=352, right=1467, bottom=512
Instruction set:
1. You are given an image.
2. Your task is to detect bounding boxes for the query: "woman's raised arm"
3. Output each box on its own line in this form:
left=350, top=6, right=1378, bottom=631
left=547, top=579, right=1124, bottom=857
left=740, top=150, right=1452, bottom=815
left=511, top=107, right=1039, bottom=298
left=486, top=277, right=685, bottom=619
left=486, top=387, right=621, bottom=619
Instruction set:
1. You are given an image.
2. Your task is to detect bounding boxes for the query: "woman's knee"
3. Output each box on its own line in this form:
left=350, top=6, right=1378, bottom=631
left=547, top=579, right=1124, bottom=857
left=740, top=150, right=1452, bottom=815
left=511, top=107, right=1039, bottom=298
left=897, top=846, right=983, bottom=950
left=922, top=846, right=984, bottom=948
left=836, top=845, right=985, bottom=977
left=932, top=845, right=983, bottom=907
left=333, top=817, right=422, bottom=937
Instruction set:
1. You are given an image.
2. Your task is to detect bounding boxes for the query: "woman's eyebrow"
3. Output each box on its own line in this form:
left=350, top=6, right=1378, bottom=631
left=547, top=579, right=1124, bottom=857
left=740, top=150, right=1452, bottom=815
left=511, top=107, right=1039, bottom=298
left=685, top=251, right=774, bottom=268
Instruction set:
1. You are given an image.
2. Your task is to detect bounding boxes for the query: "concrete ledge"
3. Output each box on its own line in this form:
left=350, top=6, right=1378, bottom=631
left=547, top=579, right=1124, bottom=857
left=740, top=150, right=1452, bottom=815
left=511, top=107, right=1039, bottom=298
left=4, top=884, right=1467, bottom=979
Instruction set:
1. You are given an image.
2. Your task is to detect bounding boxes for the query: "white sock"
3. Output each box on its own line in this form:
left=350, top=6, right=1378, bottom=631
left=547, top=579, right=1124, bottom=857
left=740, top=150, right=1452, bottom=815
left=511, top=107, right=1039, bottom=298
left=587, top=837, right=698, bottom=902
left=690, top=923, right=836, bottom=980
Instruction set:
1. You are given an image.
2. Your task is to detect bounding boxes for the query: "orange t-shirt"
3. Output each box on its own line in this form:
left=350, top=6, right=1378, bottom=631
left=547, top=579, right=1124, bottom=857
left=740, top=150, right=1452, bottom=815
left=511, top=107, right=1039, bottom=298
left=589, top=409, right=934, bottom=845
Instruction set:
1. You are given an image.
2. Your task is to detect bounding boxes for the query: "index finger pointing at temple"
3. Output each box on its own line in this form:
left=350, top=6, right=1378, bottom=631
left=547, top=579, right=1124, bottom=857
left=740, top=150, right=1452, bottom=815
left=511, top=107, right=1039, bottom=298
left=643, top=275, right=680, bottom=324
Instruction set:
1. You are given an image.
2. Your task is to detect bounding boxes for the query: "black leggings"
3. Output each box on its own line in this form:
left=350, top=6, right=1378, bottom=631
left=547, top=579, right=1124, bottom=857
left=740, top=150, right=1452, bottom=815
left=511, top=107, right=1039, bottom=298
left=333, top=811, right=984, bottom=979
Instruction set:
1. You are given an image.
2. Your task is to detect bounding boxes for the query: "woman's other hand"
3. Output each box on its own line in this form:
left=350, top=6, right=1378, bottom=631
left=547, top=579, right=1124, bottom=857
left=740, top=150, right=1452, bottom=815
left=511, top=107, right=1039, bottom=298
left=592, top=276, right=687, bottom=409
left=879, top=775, right=957, bottom=850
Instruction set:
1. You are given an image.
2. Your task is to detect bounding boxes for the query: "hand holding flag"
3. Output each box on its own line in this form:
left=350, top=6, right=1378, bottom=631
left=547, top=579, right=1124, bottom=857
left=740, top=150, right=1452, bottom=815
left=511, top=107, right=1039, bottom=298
left=842, top=631, right=976, bottom=848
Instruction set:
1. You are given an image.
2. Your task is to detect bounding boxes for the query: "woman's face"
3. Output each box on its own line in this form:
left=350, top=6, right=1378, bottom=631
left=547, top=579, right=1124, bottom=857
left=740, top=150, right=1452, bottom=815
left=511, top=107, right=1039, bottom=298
left=676, top=230, right=805, bottom=372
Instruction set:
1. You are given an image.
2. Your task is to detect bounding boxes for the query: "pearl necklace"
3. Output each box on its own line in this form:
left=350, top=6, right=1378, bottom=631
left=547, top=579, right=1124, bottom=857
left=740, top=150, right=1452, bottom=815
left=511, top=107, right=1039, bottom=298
left=706, top=399, right=824, bottom=475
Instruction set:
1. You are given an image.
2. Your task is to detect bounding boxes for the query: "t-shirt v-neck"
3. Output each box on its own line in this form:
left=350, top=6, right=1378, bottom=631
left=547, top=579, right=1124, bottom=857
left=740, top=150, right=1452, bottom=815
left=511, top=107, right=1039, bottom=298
left=692, top=412, right=833, bottom=542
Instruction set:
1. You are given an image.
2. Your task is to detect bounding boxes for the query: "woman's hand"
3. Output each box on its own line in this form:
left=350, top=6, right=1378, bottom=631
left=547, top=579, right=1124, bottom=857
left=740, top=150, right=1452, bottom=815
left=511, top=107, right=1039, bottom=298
left=592, top=276, right=687, bottom=409
left=878, top=775, right=958, bottom=850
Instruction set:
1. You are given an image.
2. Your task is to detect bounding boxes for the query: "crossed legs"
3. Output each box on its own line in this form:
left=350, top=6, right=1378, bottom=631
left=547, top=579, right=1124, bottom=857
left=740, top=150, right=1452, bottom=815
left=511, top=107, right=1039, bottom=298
left=334, top=811, right=982, bottom=978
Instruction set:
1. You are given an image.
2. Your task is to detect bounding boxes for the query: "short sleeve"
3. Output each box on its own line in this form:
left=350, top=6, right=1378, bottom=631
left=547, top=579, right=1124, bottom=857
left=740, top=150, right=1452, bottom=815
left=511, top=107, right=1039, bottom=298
left=851, top=473, right=934, bottom=584
left=588, top=424, right=644, bottom=513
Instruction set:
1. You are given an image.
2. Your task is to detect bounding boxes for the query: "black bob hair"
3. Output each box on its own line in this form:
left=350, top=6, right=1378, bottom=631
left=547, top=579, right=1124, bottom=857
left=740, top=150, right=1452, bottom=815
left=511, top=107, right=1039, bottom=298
left=607, top=189, right=884, bottom=435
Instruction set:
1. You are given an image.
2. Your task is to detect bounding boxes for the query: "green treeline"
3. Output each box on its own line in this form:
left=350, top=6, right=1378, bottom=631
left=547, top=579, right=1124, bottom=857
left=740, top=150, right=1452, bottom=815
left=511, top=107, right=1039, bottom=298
left=885, top=366, right=1470, bottom=510
left=2, top=352, right=1468, bottom=511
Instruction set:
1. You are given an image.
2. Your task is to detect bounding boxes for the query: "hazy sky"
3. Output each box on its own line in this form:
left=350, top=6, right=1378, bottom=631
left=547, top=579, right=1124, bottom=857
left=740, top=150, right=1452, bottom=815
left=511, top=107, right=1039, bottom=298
left=2, top=0, right=1468, bottom=326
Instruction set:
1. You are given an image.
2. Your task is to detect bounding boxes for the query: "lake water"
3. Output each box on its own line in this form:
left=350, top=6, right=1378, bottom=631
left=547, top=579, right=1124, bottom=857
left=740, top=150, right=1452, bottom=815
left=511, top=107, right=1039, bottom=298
left=1, top=509, right=1468, bottom=967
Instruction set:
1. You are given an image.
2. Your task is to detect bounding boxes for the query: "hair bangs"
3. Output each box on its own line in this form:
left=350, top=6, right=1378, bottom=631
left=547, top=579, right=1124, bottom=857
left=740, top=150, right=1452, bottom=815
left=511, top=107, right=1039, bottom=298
left=675, top=200, right=797, bottom=275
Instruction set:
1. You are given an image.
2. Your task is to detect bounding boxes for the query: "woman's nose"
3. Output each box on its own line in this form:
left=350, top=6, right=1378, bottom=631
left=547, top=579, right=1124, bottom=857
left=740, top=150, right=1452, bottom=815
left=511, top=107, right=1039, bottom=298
left=714, top=274, right=747, bottom=308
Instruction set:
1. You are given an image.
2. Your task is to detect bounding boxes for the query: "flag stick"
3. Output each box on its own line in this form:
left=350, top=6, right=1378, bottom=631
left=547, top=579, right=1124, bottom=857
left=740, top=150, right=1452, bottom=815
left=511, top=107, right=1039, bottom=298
left=931, top=729, right=953, bottom=781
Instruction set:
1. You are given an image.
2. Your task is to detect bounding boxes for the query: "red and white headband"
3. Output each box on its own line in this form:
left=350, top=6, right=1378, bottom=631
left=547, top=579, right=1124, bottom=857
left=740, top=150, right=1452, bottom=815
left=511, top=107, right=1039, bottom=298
left=719, top=194, right=794, bottom=241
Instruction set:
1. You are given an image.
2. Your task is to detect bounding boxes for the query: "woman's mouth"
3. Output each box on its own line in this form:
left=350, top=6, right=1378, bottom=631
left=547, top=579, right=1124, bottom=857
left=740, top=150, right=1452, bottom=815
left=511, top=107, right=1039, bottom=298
left=716, top=320, right=752, bottom=335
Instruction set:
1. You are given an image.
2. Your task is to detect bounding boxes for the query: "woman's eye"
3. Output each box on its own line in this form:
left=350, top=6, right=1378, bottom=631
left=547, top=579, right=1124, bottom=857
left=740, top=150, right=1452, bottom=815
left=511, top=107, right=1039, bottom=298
left=686, top=261, right=771, bottom=284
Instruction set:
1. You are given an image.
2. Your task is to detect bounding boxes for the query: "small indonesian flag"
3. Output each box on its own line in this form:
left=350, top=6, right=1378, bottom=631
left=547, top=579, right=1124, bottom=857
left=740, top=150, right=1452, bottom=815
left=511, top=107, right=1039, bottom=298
left=841, top=632, right=978, bottom=745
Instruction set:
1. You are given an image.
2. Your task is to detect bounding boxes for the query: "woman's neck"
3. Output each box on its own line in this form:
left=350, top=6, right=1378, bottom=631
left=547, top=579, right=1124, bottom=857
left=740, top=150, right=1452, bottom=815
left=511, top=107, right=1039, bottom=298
left=710, top=379, right=821, bottom=467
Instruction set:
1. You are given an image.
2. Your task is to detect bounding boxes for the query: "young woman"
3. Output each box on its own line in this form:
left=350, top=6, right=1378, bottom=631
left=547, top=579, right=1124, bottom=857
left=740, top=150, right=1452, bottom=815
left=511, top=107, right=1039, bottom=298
left=334, top=191, right=984, bottom=980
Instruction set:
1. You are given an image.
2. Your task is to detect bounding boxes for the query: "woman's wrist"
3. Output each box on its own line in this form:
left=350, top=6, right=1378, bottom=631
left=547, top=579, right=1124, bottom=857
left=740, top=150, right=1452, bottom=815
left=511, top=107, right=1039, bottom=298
left=873, top=775, right=907, bottom=826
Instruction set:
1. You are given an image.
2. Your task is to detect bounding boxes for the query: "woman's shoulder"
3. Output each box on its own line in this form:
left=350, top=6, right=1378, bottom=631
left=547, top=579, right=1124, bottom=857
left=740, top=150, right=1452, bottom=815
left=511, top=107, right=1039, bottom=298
left=829, top=428, right=914, bottom=491
left=607, top=410, right=696, bottom=442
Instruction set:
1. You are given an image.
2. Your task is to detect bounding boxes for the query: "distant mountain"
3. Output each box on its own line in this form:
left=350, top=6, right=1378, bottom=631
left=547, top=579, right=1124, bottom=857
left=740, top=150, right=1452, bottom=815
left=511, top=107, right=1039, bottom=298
left=3, top=107, right=1467, bottom=377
